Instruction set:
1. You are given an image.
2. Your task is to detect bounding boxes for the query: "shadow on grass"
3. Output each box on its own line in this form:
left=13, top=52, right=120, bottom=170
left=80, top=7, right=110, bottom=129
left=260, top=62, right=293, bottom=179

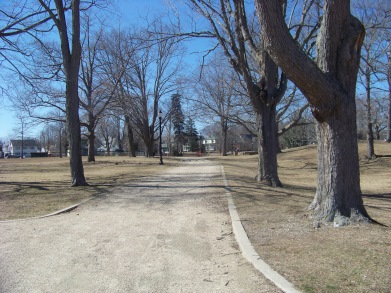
left=363, top=192, right=391, bottom=199
left=0, top=181, right=51, bottom=191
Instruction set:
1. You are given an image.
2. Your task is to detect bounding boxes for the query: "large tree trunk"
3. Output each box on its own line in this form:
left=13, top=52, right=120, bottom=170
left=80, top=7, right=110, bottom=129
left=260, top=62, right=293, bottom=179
left=311, top=5, right=369, bottom=224
left=105, top=139, right=110, bottom=155
left=255, top=0, right=370, bottom=224
left=365, top=66, right=375, bottom=158
left=254, top=43, right=282, bottom=187
left=67, top=86, right=87, bottom=186
left=87, top=111, right=96, bottom=162
left=54, top=0, right=87, bottom=186
left=310, top=98, right=370, bottom=225
left=87, top=128, right=95, bottom=162
left=125, top=115, right=136, bottom=157
left=256, top=106, right=282, bottom=187
left=145, top=139, right=154, bottom=157
left=221, top=118, right=228, bottom=156
left=387, top=53, right=391, bottom=143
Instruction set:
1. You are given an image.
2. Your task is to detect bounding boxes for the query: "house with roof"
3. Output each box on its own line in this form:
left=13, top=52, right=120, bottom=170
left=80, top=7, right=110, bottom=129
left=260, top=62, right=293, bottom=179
left=202, top=137, right=217, bottom=152
left=7, top=139, right=38, bottom=158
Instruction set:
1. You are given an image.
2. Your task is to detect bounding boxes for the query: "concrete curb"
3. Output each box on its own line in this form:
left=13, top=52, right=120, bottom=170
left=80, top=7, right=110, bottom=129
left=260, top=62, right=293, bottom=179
left=221, top=166, right=301, bottom=293
left=0, top=197, right=93, bottom=223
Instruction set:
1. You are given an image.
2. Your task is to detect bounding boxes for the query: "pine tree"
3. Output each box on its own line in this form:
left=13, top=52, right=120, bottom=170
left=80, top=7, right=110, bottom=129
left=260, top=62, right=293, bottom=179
left=185, top=117, right=199, bottom=151
left=171, top=94, right=185, bottom=155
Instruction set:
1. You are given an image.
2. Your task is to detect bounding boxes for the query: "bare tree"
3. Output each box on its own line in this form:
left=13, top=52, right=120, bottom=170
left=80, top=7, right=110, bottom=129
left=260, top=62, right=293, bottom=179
left=96, top=114, right=118, bottom=154
left=99, top=28, right=137, bottom=157
left=108, top=23, right=182, bottom=157
left=355, top=0, right=391, bottom=157
left=79, top=16, right=126, bottom=162
left=1, top=1, right=93, bottom=186
left=255, top=0, right=374, bottom=225
left=41, top=0, right=88, bottom=186
left=195, top=58, right=245, bottom=156
left=181, top=0, right=319, bottom=186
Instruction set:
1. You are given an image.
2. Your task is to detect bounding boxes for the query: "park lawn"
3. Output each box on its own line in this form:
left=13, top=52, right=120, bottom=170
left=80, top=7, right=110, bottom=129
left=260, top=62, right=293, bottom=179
left=1, top=142, right=390, bottom=292
left=212, top=141, right=390, bottom=293
left=0, top=156, right=176, bottom=220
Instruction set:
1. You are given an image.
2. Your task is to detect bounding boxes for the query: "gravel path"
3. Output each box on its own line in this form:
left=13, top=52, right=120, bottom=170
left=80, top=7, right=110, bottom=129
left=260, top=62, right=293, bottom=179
left=0, top=159, right=280, bottom=292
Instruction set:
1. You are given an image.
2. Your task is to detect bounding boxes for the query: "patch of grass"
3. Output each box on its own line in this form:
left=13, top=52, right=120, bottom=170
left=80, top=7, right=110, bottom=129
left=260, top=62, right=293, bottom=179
left=0, top=156, right=177, bottom=220
left=210, top=141, right=391, bottom=293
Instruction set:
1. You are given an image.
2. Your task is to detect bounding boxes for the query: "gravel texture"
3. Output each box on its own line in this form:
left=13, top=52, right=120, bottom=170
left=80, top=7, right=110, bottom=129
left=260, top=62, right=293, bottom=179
left=0, top=159, right=280, bottom=292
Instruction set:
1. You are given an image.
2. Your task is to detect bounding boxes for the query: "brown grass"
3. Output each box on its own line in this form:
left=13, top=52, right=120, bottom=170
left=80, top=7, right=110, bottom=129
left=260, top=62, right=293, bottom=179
left=0, top=156, right=177, bottom=220
left=210, top=141, right=391, bottom=293
left=1, top=143, right=390, bottom=292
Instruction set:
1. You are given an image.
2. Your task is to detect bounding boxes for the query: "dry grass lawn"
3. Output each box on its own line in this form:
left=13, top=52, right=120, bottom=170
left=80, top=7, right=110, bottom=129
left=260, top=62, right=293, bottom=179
left=1, top=142, right=390, bottom=292
left=211, top=141, right=390, bottom=293
left=0, top=156, right=177, bottom=220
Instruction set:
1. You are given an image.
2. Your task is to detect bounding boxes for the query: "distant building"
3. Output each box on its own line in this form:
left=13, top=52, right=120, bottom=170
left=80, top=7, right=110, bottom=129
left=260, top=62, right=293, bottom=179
left=7, top=139, right=38, bottom=158
left=202, top=138, right=217, bottom=152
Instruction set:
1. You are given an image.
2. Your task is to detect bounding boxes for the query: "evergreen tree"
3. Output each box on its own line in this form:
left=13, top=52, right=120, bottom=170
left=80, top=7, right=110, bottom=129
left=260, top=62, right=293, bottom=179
left=185, top=117, right=199, bottom=151
left=171, top=94, right=185, bottom=154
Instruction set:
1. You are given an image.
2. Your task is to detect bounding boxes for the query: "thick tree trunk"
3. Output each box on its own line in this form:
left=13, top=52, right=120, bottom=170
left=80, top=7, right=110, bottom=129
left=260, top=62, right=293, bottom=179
left=105, top=139, right=110, bottom=155
left=255, top=0, right=370, bottom=224
left=311, top=11, right=369, bottom=224
left=145, top=139, right=154, bottom=157
left=387, top=54, right=391, bottom=143
left=310, top=99, right=370, bottom=225
left=275, top=130, right=282, bottom=153
left=87, top=128, right=95, bottom=162
left=53, top=0, right=87, bottom=186
left=67, top=88, right=87, bottom=186
left=125, top=116, right=136, bottom=157
left=87, top=110, right=96, bottom=162
left=144, top=124, right=155, bottom=157
left=365, top=66, right=375, bottom=158
left=256, top=107, right=282, bottom=187
left=366, top=120, right=375, bottom=158
left=221, top=119, right=228, bottom=156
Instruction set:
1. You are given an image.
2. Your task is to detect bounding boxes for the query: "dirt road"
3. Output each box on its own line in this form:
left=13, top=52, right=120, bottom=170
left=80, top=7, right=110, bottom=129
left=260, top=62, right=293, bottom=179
left=0, top=159, right=280, bottom=292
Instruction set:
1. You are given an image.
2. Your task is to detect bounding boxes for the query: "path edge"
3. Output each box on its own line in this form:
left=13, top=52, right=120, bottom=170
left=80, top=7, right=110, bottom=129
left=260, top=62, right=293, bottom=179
left=0, top=197, right=93, bottom=223
left=221, top=166, right=301, bottom=293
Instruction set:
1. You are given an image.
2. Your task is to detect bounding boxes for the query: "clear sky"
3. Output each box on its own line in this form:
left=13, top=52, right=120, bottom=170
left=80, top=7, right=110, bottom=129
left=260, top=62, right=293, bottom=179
left=0, top=0, right=210, bottom=140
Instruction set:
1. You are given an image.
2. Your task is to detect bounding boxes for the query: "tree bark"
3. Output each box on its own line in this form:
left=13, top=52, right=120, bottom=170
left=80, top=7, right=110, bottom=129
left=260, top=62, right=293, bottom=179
left=105, top=138, right=110, bottom=155
left=253, top=40, right=282, bottom=187
left=255, top=0, right=370, bottom=224
left=365, top=65, right=375, bottom=158
left=67, top=82, right=86, bottom=186
left=53, top=0, right=87, bottom=186
left=87, top=127, right=95, bottom=162
left=256, top=105, right=282, bottom=187
left=310, top=97, right=369, bottom=224
left=221, top=118, right=228, bottom=156
left=146, top=139, right=154, bottom=157
left=125, top=115, right=136, bottom=157
left=387, top=53, right=391, bottom=143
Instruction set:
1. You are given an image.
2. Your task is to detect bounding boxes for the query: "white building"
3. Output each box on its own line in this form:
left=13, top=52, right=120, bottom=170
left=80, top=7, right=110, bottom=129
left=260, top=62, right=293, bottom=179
left=202, top=138, right=217, bottom=152
left=7, top=139, right=38, bottom=158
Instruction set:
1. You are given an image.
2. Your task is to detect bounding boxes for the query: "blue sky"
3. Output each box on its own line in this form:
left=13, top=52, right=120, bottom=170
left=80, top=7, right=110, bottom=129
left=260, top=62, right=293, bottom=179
left=0, top=0, right=211, bottom=140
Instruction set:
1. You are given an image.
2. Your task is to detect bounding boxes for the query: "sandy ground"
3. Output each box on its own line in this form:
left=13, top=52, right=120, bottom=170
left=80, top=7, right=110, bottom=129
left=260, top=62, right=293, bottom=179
left=0, top=159, right=280, bottom=292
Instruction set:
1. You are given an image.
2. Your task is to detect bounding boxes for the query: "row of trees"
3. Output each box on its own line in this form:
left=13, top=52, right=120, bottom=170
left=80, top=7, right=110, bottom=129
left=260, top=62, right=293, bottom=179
left=1, top=1, right=186, bottom=186
left=1, top=0, right=390, bottom=225
left=178, top=0, right=390, bottom=225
